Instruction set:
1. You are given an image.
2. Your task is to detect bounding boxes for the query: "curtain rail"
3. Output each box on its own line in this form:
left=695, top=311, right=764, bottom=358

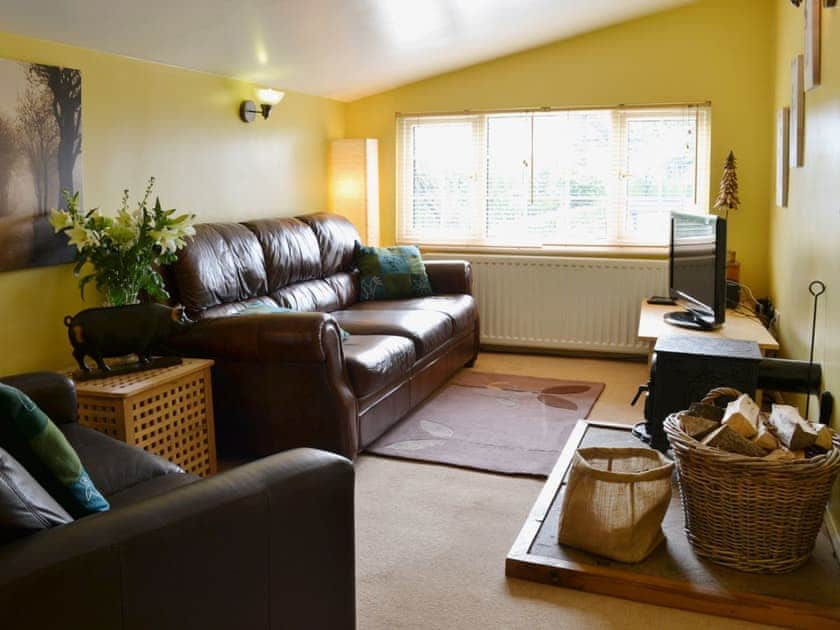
left=395, top=101, right=712, bottom=118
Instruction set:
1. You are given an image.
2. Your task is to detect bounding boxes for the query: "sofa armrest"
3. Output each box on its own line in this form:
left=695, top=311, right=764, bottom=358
left=424, top=260, right=473, bottom=295
left=169, top=311, right=344, bottom=363
left=0, top=448, right=356, bottom=630
left=0, top=372, right=77, bottom=425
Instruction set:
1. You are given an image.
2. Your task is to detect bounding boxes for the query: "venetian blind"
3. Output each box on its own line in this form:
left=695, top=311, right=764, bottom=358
left=396, top=104, right=711, bottom=248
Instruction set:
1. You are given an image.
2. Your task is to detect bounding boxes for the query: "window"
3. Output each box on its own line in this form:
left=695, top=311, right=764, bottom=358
left=396, top=104, right=711, bottom=248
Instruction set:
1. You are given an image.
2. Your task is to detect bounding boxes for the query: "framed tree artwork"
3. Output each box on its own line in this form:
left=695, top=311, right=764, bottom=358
left=0, top=58, right=82, bottom=272
left=805, top=0, right=821, bottom=90
left=776, top=107, right=790, bottom=208
left=790, top=54, right=805, bottom=168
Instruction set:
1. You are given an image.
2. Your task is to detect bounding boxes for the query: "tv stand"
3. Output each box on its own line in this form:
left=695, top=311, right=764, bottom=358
left=663, top=310, right=719, bottom=331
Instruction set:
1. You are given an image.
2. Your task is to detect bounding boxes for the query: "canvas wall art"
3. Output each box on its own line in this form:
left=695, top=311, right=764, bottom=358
left=0, top=58, right=82, bottom=271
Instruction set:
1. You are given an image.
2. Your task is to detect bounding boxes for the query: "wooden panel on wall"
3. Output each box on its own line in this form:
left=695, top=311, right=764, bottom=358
left=776, top=107, right=790, bottom=208
left=805, top=0, right=821, bottom=91
left=790, top=54, right=805, bottom=168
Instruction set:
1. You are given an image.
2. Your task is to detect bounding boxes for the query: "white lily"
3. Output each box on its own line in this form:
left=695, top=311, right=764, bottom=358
left=49, top=209, right=74, bottom=232
left=151, top=227, right=181, bottom=254
left=66, top=223, right=97, bottom=250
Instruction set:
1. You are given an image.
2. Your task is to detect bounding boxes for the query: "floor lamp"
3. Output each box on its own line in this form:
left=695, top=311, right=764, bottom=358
left=329, top=139, right=380, bottom=246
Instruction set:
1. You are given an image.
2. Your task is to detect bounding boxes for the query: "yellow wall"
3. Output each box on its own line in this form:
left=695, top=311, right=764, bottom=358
left=771, top=3, right=840, bottom=511
left=0, top=31, right=345, bottom=375
left=346, top=0, right=775, bottom=296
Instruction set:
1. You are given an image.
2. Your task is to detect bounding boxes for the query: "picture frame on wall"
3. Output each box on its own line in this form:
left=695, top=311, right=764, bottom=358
left=805, top=0, right=821, bottom=90
left=776, top=107, right=790, bottom=208
left=790, top=54, right=805, bottom=168
left=0, top=58, right=82, bottom=272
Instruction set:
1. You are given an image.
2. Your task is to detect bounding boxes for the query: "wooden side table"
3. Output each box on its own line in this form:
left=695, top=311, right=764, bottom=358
left=70, top=358, right=217, bottom=477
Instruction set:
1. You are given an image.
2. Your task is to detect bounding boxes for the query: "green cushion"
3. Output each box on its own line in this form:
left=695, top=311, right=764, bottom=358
left=0, top=384, right=109, bottom=518
left=236, top=303, right=350, bottom=340
left=354, top=243, right=433, bottom=301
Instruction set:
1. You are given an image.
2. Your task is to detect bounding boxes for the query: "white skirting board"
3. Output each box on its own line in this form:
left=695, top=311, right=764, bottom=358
left=425, top=253, right=668, bottom=355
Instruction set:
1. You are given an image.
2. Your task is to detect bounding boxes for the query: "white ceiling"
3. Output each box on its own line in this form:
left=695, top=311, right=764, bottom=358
left=0, top=0, right=691, bottom=101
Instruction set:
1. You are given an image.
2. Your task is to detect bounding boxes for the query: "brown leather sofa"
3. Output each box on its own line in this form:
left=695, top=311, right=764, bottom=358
left=165, top=213, right=478, bottom=459
left=0, top=371, right=356, bottom=630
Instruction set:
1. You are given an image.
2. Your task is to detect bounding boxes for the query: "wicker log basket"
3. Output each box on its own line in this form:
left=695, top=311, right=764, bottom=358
left=664, top=387, right=840, bottom=574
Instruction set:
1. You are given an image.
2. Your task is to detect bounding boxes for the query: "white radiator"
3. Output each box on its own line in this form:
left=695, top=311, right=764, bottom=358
left=426, top=253, right=668, bottom=355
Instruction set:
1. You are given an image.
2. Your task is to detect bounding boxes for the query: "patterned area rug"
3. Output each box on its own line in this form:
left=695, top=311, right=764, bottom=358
left=365, top=371, right=604, bottom=477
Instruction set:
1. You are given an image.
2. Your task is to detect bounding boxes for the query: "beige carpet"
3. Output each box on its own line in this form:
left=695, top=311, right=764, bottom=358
left=355, top=353, right=769, bottom=629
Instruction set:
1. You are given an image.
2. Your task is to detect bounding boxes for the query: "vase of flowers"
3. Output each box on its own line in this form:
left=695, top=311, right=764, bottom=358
left=50, top=177, right=196, bottom=306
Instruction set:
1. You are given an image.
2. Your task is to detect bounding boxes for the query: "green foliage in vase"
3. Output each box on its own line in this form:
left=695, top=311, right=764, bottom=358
left=50, top=177, right=196, bottom=306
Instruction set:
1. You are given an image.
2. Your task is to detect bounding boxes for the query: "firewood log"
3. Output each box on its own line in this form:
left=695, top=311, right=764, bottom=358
left=752, top=422, right=779, bottom=450
left=687, top=402, right=725, bottom=422
left=806, top=422, right=834, bottom=450
left=768, top=405, right=817, bottom=450
left=702, top=425, right=767, bottom=457
left=722, top=394, right=760, bottom=438
left=679, top=413, right=719, bottom=440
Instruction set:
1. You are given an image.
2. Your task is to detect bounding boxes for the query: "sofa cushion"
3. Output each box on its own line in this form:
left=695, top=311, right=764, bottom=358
left=342, top=335, right=416, bottom=398
left=199, top=296, right=283, bottom=320
left=298, top=213, right=360, bottom=275
left=170, top=223, right=268, bottom=319
left=324, top=272, right=359, bottom=310
left=0, top=446, right=73, bottom=543
left=331, top=310, right=453, bottom=358
left=354, top=244, right=433, bottom=301
left=272, top=279, right=342, bottom=313
left=245, top=218, right=323, bottom=290
left=347, top=295, right=476, bottom=335
left=61, top=424, right=183, bottom=498
left=232, top=302, right=350, bottom=340
left=0, top=384, right=109, bottom=518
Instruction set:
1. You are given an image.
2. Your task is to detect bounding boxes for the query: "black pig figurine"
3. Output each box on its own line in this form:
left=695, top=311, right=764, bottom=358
left=64, top=303, right=193, bottom=373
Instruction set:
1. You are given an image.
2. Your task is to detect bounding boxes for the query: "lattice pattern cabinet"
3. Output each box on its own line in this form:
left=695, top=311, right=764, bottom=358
left=72, top=358, right=217, bottom=477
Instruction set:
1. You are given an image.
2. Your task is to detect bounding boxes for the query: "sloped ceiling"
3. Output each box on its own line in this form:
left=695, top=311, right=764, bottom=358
left=0, top=0, right=693, bottom=101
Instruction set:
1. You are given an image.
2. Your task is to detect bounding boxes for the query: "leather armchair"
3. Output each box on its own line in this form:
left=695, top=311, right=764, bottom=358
left=0, top=372, right=356, bottom=630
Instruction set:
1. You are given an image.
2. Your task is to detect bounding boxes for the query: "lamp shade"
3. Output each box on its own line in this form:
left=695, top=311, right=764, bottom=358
left=329, top=139, right=379, bottom=246
left=257, top=88, right=284, bottom=105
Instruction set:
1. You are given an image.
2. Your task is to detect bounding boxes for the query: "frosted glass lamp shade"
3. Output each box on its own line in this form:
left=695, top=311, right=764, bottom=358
left=329, top=139, right=379, bottom=246
left=257, top=88, right=284, bottom=105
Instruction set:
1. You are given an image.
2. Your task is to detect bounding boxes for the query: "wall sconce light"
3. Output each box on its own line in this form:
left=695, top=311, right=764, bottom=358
left=240, top=88, right=285, bottom=123
left=330, top=139, right=380, bottom=246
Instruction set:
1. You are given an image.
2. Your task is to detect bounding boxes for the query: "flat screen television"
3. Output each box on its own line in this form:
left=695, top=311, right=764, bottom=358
left=666, top=212, right=727, bottom=330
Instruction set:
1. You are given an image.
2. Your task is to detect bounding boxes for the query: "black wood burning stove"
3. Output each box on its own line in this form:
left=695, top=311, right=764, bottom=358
left=633, top=336, right=823, bottom=451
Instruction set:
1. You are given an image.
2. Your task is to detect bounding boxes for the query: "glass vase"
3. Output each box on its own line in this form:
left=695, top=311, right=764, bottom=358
left=104, top=284, right=140, bottom=307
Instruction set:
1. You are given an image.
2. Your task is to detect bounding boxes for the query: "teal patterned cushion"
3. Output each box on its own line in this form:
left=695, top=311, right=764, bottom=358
left=0, top=384, right=109, bottom=518
left=236, top=303, right=350, bottom=340
left=354, top=243, right=433, bottom=301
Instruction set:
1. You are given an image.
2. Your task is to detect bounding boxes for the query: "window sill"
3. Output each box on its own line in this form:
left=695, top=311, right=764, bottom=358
left=408, top=243, right=669, bottom=260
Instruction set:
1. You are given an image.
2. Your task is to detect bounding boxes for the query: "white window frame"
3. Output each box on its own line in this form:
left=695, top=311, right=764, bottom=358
left=396, top=104, right=711, bottom=250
